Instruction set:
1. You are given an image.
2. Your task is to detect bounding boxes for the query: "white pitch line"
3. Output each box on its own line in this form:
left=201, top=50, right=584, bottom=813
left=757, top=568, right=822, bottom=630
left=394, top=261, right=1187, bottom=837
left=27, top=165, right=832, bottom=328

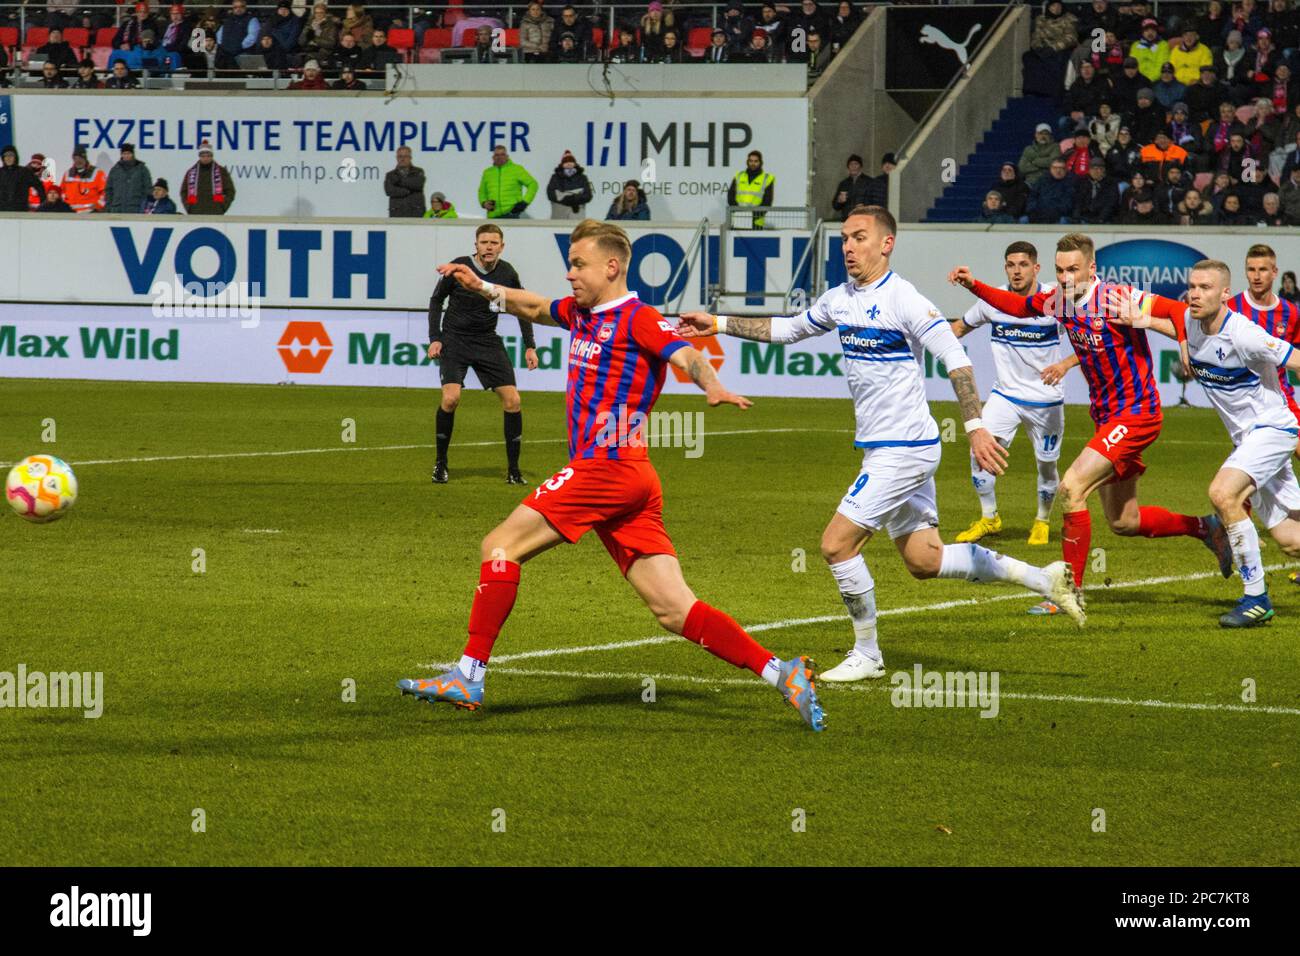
left=430, top=562, right=1299, bottom=668
left=14, top=427, right=850, bottom=469
left=484, top=666, right=1300, bottom=717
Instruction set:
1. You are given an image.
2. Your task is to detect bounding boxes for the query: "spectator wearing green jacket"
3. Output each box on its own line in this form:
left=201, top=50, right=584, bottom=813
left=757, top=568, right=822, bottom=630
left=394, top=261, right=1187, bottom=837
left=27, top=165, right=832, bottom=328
left=1129, top=18, right=1170, bottom=83
left=423, top=191, right=459, bottom=219
left=478, top=146, right=538, bottom=219
left=1019, top=124, right=1060, bottom=185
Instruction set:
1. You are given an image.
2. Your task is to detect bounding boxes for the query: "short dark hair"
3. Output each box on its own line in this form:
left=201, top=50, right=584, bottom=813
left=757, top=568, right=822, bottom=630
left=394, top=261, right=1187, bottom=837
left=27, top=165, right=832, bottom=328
left=847, top=154, right=863, bottom=166
left=845, top=204, right=896, bottom=237
left=1004, top=241, right=1038, bottom=263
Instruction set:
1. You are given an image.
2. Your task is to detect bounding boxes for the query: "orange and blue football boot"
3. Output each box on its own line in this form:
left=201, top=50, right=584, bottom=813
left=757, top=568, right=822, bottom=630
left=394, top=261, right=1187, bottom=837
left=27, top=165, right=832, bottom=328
left=777, top=656, right=826, bottom=732
left=398, top=671, right=484, bottom=711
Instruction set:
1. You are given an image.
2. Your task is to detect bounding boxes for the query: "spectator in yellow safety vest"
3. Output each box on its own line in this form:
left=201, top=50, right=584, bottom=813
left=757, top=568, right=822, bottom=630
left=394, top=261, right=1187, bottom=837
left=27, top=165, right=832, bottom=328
left=60, top=145, right=108, bottom=214
left=727, top=149, right=774, bottom=228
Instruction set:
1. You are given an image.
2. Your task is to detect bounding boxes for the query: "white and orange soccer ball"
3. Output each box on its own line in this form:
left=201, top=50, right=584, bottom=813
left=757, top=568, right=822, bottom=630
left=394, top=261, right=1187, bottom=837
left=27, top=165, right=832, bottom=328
left=6, top=455, right=78, bottom=523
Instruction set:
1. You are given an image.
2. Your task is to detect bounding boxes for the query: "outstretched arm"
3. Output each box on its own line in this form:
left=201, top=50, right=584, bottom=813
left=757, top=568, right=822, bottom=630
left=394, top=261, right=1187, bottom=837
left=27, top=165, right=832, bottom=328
left=436, top=262, right=559, bottom=326
left=677, top=310, right=834, bottom=344
left=948, top=266, right=1044, bottom=317
left=668, top=346, right=753, bottom=409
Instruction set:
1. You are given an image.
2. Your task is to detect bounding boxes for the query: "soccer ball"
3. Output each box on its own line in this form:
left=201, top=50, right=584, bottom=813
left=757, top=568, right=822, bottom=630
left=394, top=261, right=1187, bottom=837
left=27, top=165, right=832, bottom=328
left=6, top=455, right=78, bottom=523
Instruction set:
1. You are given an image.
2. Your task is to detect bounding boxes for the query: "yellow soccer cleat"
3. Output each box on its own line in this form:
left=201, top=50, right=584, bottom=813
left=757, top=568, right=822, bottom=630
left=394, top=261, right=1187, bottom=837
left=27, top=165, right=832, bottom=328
left=955, top=515, right=1002, bottom=543
left=1027, top=520, right=1051, bottom=546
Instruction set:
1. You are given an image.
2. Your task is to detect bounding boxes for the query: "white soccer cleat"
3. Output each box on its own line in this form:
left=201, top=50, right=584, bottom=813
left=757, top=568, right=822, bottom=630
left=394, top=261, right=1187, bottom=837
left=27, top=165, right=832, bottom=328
left=818, top=649, right=886, bottom=682
left=1044, top=561, right=1086, bottom=628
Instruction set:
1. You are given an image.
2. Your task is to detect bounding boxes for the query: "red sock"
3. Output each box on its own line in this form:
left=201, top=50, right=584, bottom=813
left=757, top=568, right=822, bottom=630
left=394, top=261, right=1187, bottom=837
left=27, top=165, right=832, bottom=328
left=1138, top=506, right=1204, bottom=539
left=1062, top=509, right=1092, bottom=588
left=681, top=601, right=774, bottom=676
left=462, top=560, right=520, bottom=664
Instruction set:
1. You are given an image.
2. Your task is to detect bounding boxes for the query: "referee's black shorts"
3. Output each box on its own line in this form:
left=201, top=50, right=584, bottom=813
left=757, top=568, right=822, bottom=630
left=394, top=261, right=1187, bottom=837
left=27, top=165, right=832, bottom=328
left=438, top=334, right=517, bottom=390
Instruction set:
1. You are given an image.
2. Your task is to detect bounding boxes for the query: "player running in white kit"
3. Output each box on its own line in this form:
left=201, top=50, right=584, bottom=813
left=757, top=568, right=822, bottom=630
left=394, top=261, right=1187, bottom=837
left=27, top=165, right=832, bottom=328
left=950, top=240, right=1078, bottom=550
left=1113, top=259, right=1300, bottom=627
left=675, top=205, right=1083, bottom=683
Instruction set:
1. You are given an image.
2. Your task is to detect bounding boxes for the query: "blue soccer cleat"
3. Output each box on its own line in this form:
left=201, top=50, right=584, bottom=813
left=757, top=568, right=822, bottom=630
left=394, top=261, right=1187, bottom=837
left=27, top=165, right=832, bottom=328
left=1219, top=594, right=1275, bottom=629
left=398, top=671, right=484, bottom=711
left=777, top=656, right=826, bottom=732
left=1201, top=514, right=1234, bottom=579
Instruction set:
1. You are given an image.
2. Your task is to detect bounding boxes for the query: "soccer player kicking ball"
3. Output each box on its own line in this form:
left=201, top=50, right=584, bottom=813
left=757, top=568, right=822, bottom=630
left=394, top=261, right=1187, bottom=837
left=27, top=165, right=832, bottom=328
left=949, top=233, right=1234, bottom=604
left=948, top=241, right=1074, bottom=550
left=1112, top=259, right=1300, bottom=626
left=677, top=205, right=1083, bottom=685
left=398, top=219, right=826, bottom=731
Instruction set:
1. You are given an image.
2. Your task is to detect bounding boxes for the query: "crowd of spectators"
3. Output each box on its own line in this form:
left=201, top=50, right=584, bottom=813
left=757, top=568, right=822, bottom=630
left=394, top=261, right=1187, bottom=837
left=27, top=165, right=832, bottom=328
left=0, top=0, right=868, bottom=87
left=1009, top=0, right=1300, bottom=227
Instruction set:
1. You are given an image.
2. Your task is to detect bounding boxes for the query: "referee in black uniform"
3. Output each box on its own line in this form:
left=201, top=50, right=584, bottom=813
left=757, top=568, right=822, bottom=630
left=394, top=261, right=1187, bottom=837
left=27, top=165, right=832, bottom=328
left=427, top=223, right=538, bottom=484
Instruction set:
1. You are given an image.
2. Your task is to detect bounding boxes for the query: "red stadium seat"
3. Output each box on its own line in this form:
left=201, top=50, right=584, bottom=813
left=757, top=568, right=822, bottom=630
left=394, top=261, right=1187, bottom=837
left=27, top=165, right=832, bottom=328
left=504, top=28, right=519, bottom=48
left=95, top=27, right=118, bottom=48
left=591, top=27, right=604, bottom=49
left=422, top=28, right=454, bottom=48
left=0, top=27, right=19, bottom=52
left=1235, top=104, right=1255, bottom=124
left=25, top=27, right=50, bottom=48
left=387, top=27, right=414, bottom=61
left=685, top=26, right=711, bottom=57
left=64, top=27, right=91, bottom=50
left=444, top=0, right=465, bottom=27
left=1193, top=172, right=1213, bottom=191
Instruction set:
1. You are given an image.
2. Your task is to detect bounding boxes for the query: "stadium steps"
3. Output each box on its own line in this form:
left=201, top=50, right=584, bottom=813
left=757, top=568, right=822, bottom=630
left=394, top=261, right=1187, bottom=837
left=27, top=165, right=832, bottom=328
left=924, top=95, right=1062, bottom=224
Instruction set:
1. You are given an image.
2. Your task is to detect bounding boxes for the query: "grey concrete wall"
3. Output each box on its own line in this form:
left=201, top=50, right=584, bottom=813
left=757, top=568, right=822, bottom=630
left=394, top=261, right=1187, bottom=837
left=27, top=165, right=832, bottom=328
left=890, top=6, right=1032, bottom=223
left=807, top=7, right=915, bottom=220
left=392, top=62, right=808, bottom=95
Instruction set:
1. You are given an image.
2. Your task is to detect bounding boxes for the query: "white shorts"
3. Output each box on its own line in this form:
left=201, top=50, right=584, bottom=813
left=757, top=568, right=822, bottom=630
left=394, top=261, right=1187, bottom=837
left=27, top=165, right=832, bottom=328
left=984, top=390, right=1065, bottom=463
left=1227, top=426, right=1300, bottom=529
left=837, top=442, right=941, bottom=539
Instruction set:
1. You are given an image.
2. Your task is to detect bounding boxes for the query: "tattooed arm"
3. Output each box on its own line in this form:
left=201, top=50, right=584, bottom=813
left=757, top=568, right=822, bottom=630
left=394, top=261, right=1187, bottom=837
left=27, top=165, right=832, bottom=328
left=949, top=365, right=1009, bottom=477
left=676, top=310, right=833, bottom=344
left=668, top=346, right=753, bottom=408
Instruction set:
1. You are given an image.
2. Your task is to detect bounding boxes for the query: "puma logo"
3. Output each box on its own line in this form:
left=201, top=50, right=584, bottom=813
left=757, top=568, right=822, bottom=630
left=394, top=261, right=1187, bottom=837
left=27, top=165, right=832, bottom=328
left=919, top=23, right=983, bottom=67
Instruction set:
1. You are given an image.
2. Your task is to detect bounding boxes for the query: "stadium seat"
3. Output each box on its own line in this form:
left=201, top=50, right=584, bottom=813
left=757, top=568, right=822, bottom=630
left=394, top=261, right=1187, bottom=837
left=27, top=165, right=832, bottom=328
left=1236, top=104, right=1255, bottom=124
left=422, top=28, right=454, bottom=48
left=444, top=0, right=465, bottom=27
left=25, top=27, right=50, bottom=48
left=64, top=27, right=90, bottom=51
left=388, top=27, right=415, bottom=61
left=1194, top=172, right=1213, bottom=191
left=685, top=26, right=711, bottom=57
left=504, top=28, right=519, bottom=48
left=1059, top=137, right=1073, bottom=152
left=95, top=27, right=117, bottom=48
left=0, top=27, right=16, bottom=54
left=592, top=27, right=604, bottom=49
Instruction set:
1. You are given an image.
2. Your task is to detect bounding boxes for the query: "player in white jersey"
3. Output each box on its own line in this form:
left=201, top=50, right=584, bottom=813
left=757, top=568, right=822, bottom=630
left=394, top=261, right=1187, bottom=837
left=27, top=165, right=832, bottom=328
left=675, top=205, right=1083, bottom=683
left=1113, top=259, right=1300, bottom=627
left=949, top=241, right=1077, bottom=554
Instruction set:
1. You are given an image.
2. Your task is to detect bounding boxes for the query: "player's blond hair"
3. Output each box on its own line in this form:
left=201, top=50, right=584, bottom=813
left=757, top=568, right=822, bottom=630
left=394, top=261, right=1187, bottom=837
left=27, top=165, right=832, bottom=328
left=1191, top=259, right=1232, bottom=285
left=1245, top=243, right=1276, bottom=262
left=1056, top=233, right=1095, bottom=262
left=570, top=219, right=632, bottom=271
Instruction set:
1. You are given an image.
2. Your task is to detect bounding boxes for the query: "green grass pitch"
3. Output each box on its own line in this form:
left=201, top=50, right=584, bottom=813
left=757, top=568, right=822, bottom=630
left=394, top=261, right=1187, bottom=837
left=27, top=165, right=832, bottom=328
left=1, top=378, right=1297, bottom=866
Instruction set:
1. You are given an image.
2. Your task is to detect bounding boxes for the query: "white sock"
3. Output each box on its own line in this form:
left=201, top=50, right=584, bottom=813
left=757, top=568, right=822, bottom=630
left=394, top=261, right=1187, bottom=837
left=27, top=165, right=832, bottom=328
left=1036, top=459, right=1059, bottom=522
left=458, top=655, right=487, bottom=681
left=761, top=656, right=781, bottom=687
left=940, top=543, right=1051, bottom=596
left=829, top=554, right=880, bottom=661
left=1227, top=518, right=1266, bottom=596
left=971, top=454, right=999, bottom=518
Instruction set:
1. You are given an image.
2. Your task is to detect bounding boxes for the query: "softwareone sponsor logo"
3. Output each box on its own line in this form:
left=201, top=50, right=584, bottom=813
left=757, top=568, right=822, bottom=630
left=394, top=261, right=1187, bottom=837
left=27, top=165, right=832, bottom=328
left=0, top=665, right=103, bottom=719
left=49, top=886, right=151, bottom=936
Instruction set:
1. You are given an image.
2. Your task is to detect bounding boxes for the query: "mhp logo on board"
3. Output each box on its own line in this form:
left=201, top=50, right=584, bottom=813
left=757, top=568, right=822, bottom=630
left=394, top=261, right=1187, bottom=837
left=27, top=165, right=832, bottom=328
left=1095, top=239, right=1206, bottom=299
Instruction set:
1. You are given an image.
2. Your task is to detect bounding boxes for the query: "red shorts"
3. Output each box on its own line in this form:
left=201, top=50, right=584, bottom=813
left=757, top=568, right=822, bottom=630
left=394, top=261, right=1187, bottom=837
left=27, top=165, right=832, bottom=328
left=1087, top=413, right=1162, bottom=484
left=524, top=456, right=676, bottom=576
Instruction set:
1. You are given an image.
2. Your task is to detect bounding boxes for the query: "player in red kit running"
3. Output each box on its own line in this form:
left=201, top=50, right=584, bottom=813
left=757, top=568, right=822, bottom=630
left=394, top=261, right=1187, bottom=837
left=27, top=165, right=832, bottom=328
left=949, top=232, right=1234, bottom=600
left=397, top=219, right=826, bottom=731
left=1230, top=244, right=1300, bottom=448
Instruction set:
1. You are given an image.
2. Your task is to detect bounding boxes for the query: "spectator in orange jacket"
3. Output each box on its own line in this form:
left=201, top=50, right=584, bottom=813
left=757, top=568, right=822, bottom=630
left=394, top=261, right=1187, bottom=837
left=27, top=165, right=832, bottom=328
left=1139, top=131, right=1188, bottom=182
left=60, top=146, right=107, bottom=213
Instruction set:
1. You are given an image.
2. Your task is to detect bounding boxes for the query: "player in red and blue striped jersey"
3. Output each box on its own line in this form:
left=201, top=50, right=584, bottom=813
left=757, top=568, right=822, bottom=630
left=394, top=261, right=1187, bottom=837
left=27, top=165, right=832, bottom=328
left=950, top=232, right=1233, bottom=597
left=1230, top=244, right=1300, bottom=445
left=397, top=219, right=826, bottom=731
